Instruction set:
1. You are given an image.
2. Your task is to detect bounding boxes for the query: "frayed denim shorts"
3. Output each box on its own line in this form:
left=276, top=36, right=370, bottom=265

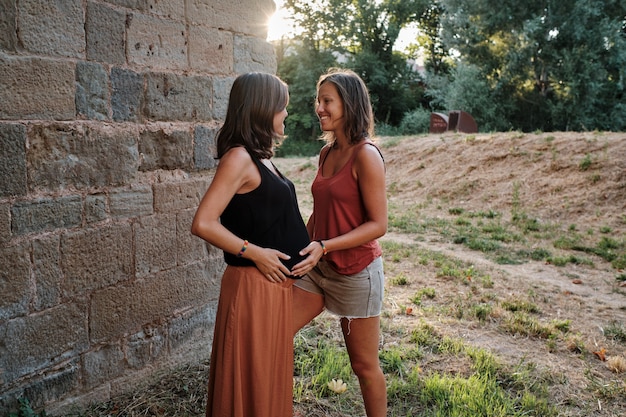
left=294, top=256, right=384, bottom=319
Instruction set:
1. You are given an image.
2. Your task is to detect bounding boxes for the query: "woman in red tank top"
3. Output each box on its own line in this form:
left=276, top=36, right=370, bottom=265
left=290, top=68, right=388, bottom=417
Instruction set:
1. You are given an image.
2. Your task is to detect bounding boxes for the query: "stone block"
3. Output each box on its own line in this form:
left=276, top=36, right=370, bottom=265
left=111, top=67, right=144, bottom=122
left=86, top=1, right=127, bottom=64
left=139, top=125, right=193, bottom=171
left=0, top=302, right=89, bottom=383
left=234, top=35, right=277, bottom=74
left=61, top=224, right=133, bottom=296
left=18, top=0, right=85, bottom=58
left=177, top=208, right=208, bottom=266
left=85, top=194, right=108, bottom=224
left=185, top=0, right=274, bottom=38
left=144, top=73, right=213, bottom=121
left=193, top=124, right=219, bottom=170
left=0, top=56, right=75, bottom=120
left=134, top=213, right=177, bottom=275
left=188, top=26, right=233, bottom=74
left=11, top=196, right=82, bottom=235
left=33, top=235, right=63, bottom=311
left=0, top=0, right=17, bottom=51
left=153, top=178, right=208, bottom=213
left=0, top=242, right=31, bottom=320
left=109, top=185, right=154, bottom=218
left=127, top=13, right=187, bottom=71
left=104, top=0, right=185, bottom=20
left=90, top=263, right=213, bottom=342
left=145, top=0, right=185, bottom=20
left=27, top=123, right=139, bottom=191
left=22, top=360, right=80, bottom=411
left=0, top=202, right=10, bottom=244
left=168, top=305, right=216, bottom=355
left=75, top=61, right=110, bottom=121
left=125, top=325, right=166, bottom=369
left=82, top=344, right=126, bottom=389
left=0, top=123, right=27, bottom=197
left=212, top=76, right=235, bottom=120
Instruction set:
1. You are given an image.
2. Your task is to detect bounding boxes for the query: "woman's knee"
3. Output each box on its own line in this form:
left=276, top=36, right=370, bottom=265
left=349, top=357, right=382, bottom=380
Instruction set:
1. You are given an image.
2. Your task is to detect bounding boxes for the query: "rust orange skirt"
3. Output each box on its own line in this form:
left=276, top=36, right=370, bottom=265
left=206, top=266, right=295, bottom=417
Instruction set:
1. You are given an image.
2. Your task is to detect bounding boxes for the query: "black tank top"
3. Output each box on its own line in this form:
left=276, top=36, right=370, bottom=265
left=220, top=154, right=310, bottom=277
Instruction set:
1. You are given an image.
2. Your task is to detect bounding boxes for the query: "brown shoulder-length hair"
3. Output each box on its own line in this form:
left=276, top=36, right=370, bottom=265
left=316, top=68, right=374, bottom=145
left=216, top=72, right=288, bottom=159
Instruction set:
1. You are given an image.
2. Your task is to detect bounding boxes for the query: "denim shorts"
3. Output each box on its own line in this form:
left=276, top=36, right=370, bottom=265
left=294, top=256, right=384, bottom=318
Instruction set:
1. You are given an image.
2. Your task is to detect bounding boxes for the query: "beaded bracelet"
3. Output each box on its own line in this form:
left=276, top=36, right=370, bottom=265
left=237, top=239, right=249, bottom=257
left=316, top=240, right=328, bottom=256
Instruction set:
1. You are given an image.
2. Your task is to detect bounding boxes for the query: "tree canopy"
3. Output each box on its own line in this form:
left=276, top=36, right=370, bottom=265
left=274, top=0, right=625, bottom=144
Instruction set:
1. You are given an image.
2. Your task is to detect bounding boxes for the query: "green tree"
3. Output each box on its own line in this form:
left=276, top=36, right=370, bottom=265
left=439, top=0, right=626, bottom=131
left=276, top=42, right=336, bottom=151
left=281, top=0, right=428, bottom=127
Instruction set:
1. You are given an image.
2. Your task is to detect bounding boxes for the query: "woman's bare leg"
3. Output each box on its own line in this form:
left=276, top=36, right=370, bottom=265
left=292, top=286, right=325, bottom=335
left=341, top=316, right=387, bottom=417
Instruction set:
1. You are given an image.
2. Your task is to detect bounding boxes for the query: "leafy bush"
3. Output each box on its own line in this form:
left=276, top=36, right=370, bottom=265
left=399, top=107, right=432, bottom=134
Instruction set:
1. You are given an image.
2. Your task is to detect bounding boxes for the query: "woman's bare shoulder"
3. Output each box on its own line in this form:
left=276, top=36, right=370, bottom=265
left=219, top=146, right=253, bottom=166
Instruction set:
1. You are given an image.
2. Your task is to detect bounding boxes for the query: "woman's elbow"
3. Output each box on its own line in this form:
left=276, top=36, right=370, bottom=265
left=190, top=218, right=203, bottom=237
left=374, top=219, right=387, bottom=238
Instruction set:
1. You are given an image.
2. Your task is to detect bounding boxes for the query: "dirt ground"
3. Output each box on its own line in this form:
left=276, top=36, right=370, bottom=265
left=274, top=131, right=626, bottom=416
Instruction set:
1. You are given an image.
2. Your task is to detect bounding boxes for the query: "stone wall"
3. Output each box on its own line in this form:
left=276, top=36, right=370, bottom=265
left=0, top=0, right=277, bottom=414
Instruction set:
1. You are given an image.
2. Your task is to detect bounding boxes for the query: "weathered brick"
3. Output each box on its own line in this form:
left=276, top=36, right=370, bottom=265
left=0, top=0, right=17, bottom=51
left=85, top=194, right=108, bottom=224
left=110, top=185, right=153, bottom=218
left=27, top=123, right=139, bottom=191
left=134, top=213, right=177, bottom=275
left=127, top=13, right=187, bottom=70
left=82, top=344, right=126, bottom=389
left=0, top=242, right=31, bottom=320
left=186, top=0, right=274, bottom=38
left=61, top=224, right=133, bottom=296
left=125, top=325, right=166, bottom=369
left=144, top=73, right=212, bottom=121
left=212, top=76, right=235, bottom=121
left=234, top=35, right=277, bottom=74
left=0, top=302, right=89, bottom=383
left=22, top=360, right=80, bottom=411
left=0, top=123, right=27, bottom=197
left=168, top=305, right=216, bottom=356
left=18, top=0, right=85, bottom=58
left=153, top=178, right=208, bottom=213
left=11, top=196, right=82, bottom=236
left=33, top=235, right=63, bottom=311
left=0, top=56, right=75, bottom=120
left=86, top=1, right=127, bottom=64
left=90, top=262, right=213, bottom=342
left=104, top=0, right=149, bottom=9
left=177, top=208, right=208, bottom=266
left=111, top=67, right=144, bottom=122
left=193, top=124, right=219, bottom=170
left=145, top=0, right=185, bottom=20
left=75, top=61, right=110, bottom=121
left=0, top=202, right=10, bottom=244
left=188, top=26, right=233, bottom=74
left=139, top=125, right=193, bottom=171
left=104, top=0, right=185, bottom=20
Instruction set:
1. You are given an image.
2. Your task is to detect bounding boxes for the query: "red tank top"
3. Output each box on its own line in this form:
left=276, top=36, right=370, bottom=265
left=310, top=141, right=382, bottom=275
